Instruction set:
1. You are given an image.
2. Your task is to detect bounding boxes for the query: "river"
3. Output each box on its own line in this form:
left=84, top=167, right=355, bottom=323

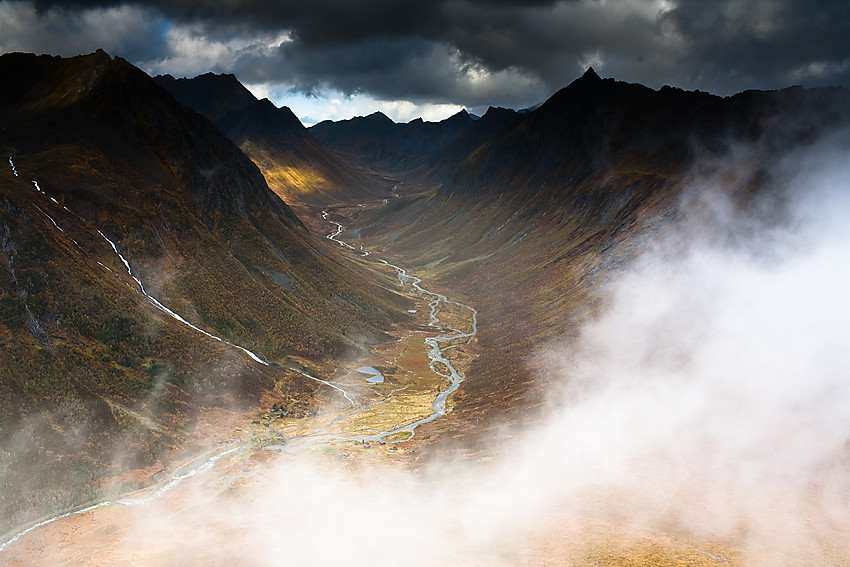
left=321, top=210, right=477, bottom=441
left=266, top=210, right=477, bottom=451
left=0, top=192, right=477, bottom=554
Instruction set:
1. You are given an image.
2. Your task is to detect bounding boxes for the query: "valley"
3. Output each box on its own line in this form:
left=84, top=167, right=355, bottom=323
left=0, top=50, right=411, bottom=534
left=0, top=207, right=483, bottom=564
left=0, top=206, right=761, bottom=567
left=1, top=50, right=849, bottom=566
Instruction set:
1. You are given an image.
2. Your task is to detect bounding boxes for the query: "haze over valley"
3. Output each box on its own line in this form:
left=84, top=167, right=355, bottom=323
left=1, top=11, right=849, bottom=563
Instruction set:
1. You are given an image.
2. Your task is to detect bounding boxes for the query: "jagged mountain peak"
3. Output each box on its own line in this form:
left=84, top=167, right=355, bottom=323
left=156, top=64, right=388, bottom=205
left=444, top=108, right=474, bottom=125
left=481, top=106, right=517, bottom=121
left=251, top=97, right=302, bottom=124
left=153, top=71, right=258, bottom=123
left=581, top=66, right=601, bottom=81
left=0, top=50, right=139, bottom=112
left=156, top=73, right=310, bottom=142
left=365, top=110, right=394, bottom=123
left=195, top=71, right=239, bottom=81
left=444, top=66, right=850, bottom=209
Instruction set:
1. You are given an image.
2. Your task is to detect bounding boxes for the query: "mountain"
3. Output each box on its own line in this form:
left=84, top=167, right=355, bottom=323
left=444, top=67, right=850, bottom=203
left=0, top=51, right=409, bottom=528
left=309, top=105, right=520, bottom=188
left=151, top=72, right=257, bottom=123
left=154, top=73, right=385, bottom=205
left=341, top=69, right=850, bottom=454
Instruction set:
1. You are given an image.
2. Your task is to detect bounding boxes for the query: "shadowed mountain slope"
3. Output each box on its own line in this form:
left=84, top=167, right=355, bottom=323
left=339, top=69, right=850, bottom=455
left=151, top=72, right=257, bottom=124
left=0, top=51, right=409, bottom=529
left=155, top=73, right=385, bottom=205
left=445, top=67, right=849, bottom=203
left=309, top=106, right=520, bottom=188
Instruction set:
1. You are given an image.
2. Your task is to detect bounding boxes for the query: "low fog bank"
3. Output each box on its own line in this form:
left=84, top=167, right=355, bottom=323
left=6, top=129, right=849, bottom=565
left=520, top=128, right=850, bottom=558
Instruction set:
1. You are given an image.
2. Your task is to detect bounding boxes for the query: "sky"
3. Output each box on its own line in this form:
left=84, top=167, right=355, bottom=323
left=1, top=0, right=848, bottom=124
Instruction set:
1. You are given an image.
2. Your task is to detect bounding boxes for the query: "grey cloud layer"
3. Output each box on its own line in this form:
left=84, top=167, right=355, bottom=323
left=5, top=0, right=850, bottom=109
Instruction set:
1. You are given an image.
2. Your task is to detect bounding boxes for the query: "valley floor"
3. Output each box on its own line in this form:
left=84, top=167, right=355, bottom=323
left=0, top=208, right=481, bottom=563
left=2, top=205, right=847, bottom=567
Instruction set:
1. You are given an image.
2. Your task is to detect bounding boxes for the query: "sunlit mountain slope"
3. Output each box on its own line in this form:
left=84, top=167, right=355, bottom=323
left=154, top=73, right=387, bottom=205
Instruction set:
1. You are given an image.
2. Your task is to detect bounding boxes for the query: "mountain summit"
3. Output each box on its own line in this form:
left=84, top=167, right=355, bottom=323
left=154, top=72, right=257, bottom=123
left=581, top=66, right=601, bottom=81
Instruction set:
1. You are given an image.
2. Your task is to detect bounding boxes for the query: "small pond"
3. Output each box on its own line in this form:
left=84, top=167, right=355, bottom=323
left=357, top=366, right=384, bottom=384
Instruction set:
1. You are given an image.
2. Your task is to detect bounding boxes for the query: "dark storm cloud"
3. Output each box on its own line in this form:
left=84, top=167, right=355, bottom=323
left=29, top=0, right=555, bottom=41
left=4, top=0, right=850, bottom=111
left=661, top=0, right=850, bottom=92
left=0, top=1, right=172, bottom=63
left=231, top=35, right=547, bottom=109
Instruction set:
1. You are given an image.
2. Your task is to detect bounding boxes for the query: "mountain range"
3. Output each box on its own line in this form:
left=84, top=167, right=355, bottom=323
left=153, top=72, right=386, bottom=206
left=332, top=67, right=850, bottom=452
left=309, top=105, right=521, bottom=189
left=2, top=49, right=848, bottom=538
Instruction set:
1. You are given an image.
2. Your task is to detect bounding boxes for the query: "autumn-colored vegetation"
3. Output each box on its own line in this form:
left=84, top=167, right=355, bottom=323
left=0, top=51, right=411, bottom=530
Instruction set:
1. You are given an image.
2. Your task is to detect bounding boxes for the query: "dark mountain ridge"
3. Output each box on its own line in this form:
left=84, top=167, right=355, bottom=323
left=445, top=67, right=850, bottom=204
left=153, top=72, right=257, bottom=123
left=218, top=98, right=308, bottom=143
left=309, top=104, right=521, bottom=188
left=2, top=50, right=298, bottom=225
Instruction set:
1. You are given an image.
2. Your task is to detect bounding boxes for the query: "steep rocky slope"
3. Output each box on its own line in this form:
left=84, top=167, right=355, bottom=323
left=155, top=73, right=385, bottom=205
left=0, top=50, right=409, bottom=528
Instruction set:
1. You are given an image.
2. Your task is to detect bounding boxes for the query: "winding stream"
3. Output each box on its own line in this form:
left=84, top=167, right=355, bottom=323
left=320, top=210, right=478, bottom=443
left=373, top=259, right=477, bottom=438
left=248, top=211, right=478, bottom=453
left=0, top=169, right=476, bottom=552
